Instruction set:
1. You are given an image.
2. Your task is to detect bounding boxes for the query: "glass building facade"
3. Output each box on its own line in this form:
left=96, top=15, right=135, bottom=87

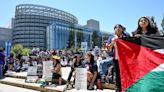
left=47, top=22, right=70, bottom=50
left=0, top=27, right=12, bottom=48
left=47, top=22, right=93, bottom=50
left=13, top=4, right=109, bottom=50
left=13, top=4, right=78, bottom=50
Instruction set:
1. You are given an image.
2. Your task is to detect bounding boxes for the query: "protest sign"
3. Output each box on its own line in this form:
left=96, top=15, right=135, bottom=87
left=75, top=68, right=87, bottom=90
left=27, top=66, right=37, bottom=76
left=26, top=66, right=38, bottom=83
left=42, top=61, right=53, bottom=81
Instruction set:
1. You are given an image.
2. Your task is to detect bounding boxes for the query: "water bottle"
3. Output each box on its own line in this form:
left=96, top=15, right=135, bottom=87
left=97, top=79, right=102, bottom=90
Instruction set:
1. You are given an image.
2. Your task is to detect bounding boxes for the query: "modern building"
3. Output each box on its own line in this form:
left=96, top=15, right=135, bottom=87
left=13, top=4, right=110, bottom=50
left=0, top=27, right=12, bottom=48
left=13, top=4, right=78, bottom=50
left=86, top=19, right=100, bottom=31
left=46, top=22, right=93, bottom=50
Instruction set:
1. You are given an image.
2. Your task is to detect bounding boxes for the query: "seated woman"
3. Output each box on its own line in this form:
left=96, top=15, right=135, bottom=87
left=85, top=51, right=98, bottom=90
left=65, top=52, right=83, bottom=89
left=51, top=56, right=62, bottom=85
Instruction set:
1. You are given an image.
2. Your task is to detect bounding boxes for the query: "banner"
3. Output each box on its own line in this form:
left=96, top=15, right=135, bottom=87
left=5, top=41, right=11, bottom=57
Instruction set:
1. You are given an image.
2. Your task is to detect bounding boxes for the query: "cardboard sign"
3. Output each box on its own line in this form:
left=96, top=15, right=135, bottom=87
left=42, top=61, right=53, bottom=81
left=27, top=66, right=37, bottom=76
left=26, top=76, right=38, bottom=83
left=75, top=68, right=87, bottom=90
left=81, top=42, right=87, bottom=51
left=32, top=61, right=37, bottom=66
left=26, top=66, right=38, bottom=83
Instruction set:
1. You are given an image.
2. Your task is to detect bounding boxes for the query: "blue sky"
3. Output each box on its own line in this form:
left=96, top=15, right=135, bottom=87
left=0, top=0, right=164, bottom=34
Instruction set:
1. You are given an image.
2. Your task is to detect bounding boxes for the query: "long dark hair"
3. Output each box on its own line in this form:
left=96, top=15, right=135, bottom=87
left=114, top=24, right=129, bottom=37
left=133, top=16, right=158, bottom=35
left=87, top=52, right=95, bottom=64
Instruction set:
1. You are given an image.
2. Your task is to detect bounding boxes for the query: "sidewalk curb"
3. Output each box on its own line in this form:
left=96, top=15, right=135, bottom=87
left=0, top=80, right=62, bottom=92
left=5, top=75, right=26, bottom=79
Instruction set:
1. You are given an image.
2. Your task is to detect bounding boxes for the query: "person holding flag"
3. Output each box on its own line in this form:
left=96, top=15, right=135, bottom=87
left=106, top=24, right=130, bottom=92
left=132, top=16, right=160, bottom=37
left=114, top=16, right=163, bottom=92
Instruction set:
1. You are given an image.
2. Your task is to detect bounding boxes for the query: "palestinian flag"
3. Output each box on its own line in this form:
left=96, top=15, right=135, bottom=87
left=115, top=35, right=164, bottom=92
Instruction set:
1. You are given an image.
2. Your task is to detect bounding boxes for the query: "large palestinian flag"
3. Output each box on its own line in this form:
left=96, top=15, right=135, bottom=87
left=115, top=35, right=164, bottom=92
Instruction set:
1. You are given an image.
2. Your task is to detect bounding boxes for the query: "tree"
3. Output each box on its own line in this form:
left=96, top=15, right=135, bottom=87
left=68, top=30, right=75, bottom=48
left=150, top=16, right=157, bottom=26
left=22, top=48, right=31, bottom=56
left=11, top=44, right=23, bottom=56
left=162, top=19, right=164, bottom=30
left=149, top=16, right=163, bottom=35
left=77, top=31, right=83, bottom=48
left=92, top=31, right=99, bottom=47
left=161, top=15, right=164, bottom=34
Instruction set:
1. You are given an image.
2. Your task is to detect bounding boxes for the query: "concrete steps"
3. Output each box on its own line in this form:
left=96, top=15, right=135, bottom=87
left=0, top=77, right=115, bottom=92
left=5, top=72, right=26, bottom=79
left=0, top=77, right=64, bottom=92
left=0, top=67, right=115, bottom=92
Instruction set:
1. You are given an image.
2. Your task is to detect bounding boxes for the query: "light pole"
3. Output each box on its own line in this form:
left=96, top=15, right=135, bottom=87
left=74, top=31, right=77, bottom=48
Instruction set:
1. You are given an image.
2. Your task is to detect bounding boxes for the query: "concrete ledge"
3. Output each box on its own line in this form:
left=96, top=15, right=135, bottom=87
left=5, top=75, right=26, bottom=79
left=5, top=67, right=71, bottom=81
left=0, top=77, right=63, bottom=92
left=0, top=77, right=115, bottom=92
left=5, top=71, right=27, bottom=79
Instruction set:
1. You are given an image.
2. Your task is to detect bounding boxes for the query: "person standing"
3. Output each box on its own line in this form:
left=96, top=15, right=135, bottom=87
left=106, top=24, right=130, bottom=92
left=0, top=48, right=5, bottom=79
left=132, top=16, right=160, bottom=37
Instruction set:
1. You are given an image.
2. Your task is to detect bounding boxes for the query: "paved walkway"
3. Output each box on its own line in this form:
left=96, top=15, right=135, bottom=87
left=0, top=83, right=39, bottom=92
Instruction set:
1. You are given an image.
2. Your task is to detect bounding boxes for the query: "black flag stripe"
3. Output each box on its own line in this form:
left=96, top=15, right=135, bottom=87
left=121, top=35, right=164, bottom=50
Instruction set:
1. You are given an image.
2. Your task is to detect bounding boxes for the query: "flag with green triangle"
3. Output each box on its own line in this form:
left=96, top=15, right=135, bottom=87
left=115, top=35, right=164, bottom=92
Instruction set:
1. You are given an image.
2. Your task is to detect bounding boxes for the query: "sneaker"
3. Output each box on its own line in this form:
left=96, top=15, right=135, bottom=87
left=88, top=85, right=94, bottom=90
left=49, top=84, right=56, bottom=87
left=40, top=82, right=47, bottom=88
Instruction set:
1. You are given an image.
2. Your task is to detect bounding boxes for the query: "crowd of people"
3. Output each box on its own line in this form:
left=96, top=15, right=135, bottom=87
left=0, top=16, right=162, bottom=92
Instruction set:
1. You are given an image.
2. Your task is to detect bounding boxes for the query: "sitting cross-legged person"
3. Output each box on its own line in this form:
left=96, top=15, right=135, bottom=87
left=51, top=56, right=62, bottom=85
left=85, top=51, right=98, bottom=90
left=65, top=52, right=83, bottom=89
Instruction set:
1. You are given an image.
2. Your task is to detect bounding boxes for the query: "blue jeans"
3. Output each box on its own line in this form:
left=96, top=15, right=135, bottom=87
left=0, top=65, right=3, bottom=79
left=99, top=57, right=113, bottom=76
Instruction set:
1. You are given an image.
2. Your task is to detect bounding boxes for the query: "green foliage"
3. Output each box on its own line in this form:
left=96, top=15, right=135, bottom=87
left=10, top=50, right=16, bottom=57
left=11, top=44, right=23, bottom=55
left=150, top=16, right=157, bottom=26
left=77, top=31, right=83, bottom=47
left=22, top=48, right=31, bottom=56
left=68, top=30, right=75, bottom=48
left=11, top=44, right=31, bottom=56
left=92, top=31, right=99, bottom=47
left=161, top=16, right=164, bottom=31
